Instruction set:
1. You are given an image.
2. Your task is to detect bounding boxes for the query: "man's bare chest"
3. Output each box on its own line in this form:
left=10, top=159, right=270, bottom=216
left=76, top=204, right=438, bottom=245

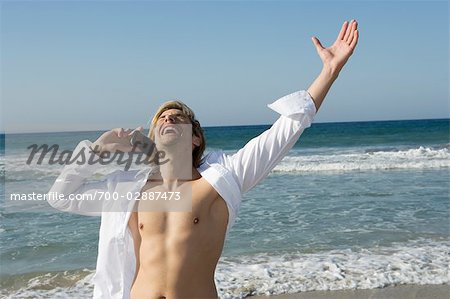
left=135, top=177, right=228, bottom=236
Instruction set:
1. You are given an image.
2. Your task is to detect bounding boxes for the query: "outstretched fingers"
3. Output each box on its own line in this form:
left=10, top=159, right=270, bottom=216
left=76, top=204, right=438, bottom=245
left=343, top=20, right=355, bottom=42
left=337, top=21, right=348, bottom=41
left=349, top=29, right=359, bottom=49
left=347, top=21, right=358, bottom=44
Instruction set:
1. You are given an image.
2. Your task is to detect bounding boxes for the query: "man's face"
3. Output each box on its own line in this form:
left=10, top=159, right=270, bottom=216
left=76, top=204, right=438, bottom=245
left=154, top=109, right=202, bottom=149
left=155, top=109, right=194, bottom=148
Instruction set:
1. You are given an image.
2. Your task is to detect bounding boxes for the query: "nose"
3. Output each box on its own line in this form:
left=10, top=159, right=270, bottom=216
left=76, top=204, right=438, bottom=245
left=163, top=114, right=176, bottom=123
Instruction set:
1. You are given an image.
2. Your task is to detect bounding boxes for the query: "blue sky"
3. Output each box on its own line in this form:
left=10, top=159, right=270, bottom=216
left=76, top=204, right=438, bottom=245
left=1, top=0, right=448, bottom=133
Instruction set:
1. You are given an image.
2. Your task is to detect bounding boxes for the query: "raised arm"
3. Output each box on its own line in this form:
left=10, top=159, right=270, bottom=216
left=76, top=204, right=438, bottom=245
left=308, top=20, right=359, bottom=110
left=222, top=91, right=316, bottom=193
left=223, top=20, right=359, bottom=194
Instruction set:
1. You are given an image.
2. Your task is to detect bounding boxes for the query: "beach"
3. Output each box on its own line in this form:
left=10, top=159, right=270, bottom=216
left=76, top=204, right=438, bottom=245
left=1, top=119, right=449, bottom=298
left=250, top=284, right=450, bottom=299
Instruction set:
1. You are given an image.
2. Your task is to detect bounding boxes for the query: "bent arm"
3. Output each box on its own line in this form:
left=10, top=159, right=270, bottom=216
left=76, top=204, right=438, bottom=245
left=47, top=140, right=111, bottom=216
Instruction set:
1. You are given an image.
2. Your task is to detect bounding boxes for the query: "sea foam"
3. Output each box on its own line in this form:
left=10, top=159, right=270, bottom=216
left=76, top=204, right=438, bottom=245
left=274, top=146, right=449, bottom=173
left=1, top=239, right=448, bottom=299
left=215, top=239, right=449, bottom=298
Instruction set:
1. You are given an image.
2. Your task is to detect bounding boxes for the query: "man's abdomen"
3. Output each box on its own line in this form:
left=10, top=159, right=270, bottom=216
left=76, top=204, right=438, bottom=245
left=131, top=195, right=228, bottom=298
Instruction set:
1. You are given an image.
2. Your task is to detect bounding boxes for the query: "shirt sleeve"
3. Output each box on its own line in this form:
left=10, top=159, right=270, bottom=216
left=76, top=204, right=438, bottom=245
left=223, top=90, right=316, bottom=194
left=47, top=140, right=115, bottom=216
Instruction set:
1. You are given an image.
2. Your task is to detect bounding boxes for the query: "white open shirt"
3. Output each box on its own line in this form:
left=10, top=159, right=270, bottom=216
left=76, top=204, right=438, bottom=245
left=47, top=90, right=316, bottom=298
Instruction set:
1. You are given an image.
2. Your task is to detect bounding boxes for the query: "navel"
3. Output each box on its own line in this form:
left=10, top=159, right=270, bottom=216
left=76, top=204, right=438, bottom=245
left=139, top=223, right=144, bottom=230
left=193, top=217, right=199, bottom=224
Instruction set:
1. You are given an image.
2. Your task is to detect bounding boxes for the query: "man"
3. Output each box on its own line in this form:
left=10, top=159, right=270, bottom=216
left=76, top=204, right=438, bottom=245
left=48, top=20, right=358, bottom=298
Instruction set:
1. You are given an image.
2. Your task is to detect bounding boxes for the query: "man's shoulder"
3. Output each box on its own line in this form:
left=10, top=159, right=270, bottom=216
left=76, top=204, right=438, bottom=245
left=200, top=150, right=228, bottom=166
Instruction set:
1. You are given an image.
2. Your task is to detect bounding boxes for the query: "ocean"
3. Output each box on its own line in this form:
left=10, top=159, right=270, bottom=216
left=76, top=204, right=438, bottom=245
left=0, top=118, right=449, bottom=298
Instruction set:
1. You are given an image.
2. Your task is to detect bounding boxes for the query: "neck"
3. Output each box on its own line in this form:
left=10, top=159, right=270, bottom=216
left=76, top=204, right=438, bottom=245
left=150, top=144, right=200, bottom=183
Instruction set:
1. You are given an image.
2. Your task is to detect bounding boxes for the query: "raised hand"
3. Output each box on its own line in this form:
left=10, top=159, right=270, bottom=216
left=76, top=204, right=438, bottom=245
left=306, top=20, right=360, bottom=111
left=91, top=126, right=144, bottom=156
left=311, top=20, right=359, bottom=76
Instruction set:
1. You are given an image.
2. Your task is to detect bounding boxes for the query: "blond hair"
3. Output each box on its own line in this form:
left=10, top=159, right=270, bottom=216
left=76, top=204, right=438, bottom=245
left=149, top=100, right=205, bottom=168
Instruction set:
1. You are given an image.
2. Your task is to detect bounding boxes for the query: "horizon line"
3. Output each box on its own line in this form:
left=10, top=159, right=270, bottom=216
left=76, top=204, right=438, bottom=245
left=1, top=117, right=449, bottom=135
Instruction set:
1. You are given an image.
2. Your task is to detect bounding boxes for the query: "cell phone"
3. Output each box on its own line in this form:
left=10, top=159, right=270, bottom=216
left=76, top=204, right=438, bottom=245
left=130, top=130, right=155, bottom=156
